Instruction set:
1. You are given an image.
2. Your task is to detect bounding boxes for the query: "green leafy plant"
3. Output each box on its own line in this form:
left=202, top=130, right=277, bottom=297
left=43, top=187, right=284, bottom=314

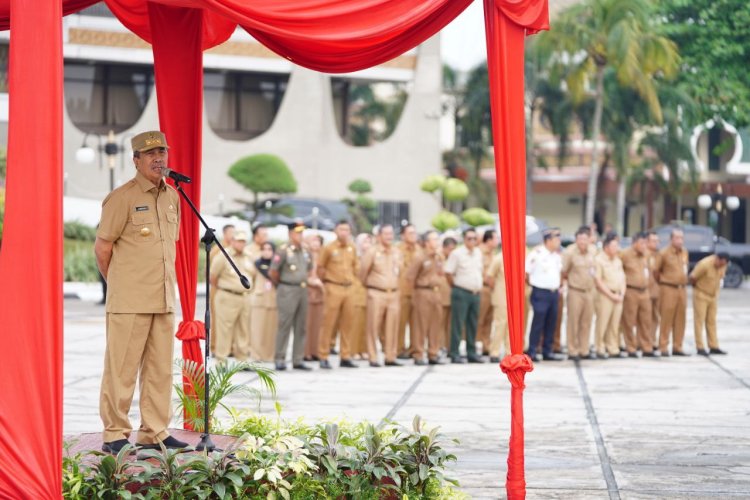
left=461, top=207, right=494, bottom=227
left=88, top=444, right=143, bottom=499
left=64, top=240, right=99, bottom=282
left=343, top=178, right=377, bottom=232
left=431, top=210, right=460, bottom=232
left=228, top=154, right=297, bottom=223
left=64, top=220, right=97, bottom=241
left=174, top=359, right=276, bottom=432
left=396, top=415, right=459, bottom=495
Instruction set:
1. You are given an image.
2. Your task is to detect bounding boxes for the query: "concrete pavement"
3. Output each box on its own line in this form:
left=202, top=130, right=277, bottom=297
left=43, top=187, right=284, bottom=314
left=63, top=288, right=750, bottom=498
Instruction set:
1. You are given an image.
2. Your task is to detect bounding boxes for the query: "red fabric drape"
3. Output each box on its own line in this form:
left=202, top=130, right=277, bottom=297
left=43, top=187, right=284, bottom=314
left=484, top=0, right=548, bottom=498
left=0, top=2, right=63, bottom=499
left=0, top=0, right=99, bottom=29
left=148, top=3, right=207, bottom=429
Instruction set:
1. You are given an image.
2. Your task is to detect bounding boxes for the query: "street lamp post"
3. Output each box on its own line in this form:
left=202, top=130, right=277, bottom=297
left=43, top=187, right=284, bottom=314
left=697, top=184, right=740, bottom=237
left=76, top=129, right=124, bottom=193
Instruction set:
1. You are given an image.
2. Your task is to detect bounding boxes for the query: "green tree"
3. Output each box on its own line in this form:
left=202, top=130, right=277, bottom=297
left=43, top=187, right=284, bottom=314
left=539, top=0, right=679, bottom=225
left=347, top=84, right=407, bottom=146
left=659, top=0, right=750, bottom=127
left=228, top=154, right=297, bottom=223
left=343, top=178, right=377, bottom=233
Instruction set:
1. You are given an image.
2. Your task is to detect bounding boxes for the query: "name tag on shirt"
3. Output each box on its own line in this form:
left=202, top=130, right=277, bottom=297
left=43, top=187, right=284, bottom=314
left=135, top=206, right=149, bottom=212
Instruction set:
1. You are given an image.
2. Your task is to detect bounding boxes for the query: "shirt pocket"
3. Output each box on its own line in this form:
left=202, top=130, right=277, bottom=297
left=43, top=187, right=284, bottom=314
left=166, top=211, right=179, bottom=240
left=131, top=212, right=156, bottom=242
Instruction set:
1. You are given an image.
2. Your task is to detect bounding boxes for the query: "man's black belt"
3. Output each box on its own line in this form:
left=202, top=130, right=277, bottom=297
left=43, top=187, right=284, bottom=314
left=279, top=280, right=307, bottom=288
left=219, top=287, right=250, bottom=296
left=452, top=285, right=480, bottom=295
left=366, top=285, right=398, bottom=293
left=531, top=286, right=557, bottom=293
left=324, top=279, right=352, bottom=287
left=626, top=285, right=647, bottom=292
left=660, top=282, right=686, bottom=289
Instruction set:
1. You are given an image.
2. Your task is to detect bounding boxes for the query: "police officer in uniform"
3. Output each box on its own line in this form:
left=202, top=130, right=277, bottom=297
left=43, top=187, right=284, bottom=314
left=407, top=230, right=445, bottom=365
left=317, top=221, right=360, bottom=369
left=94, top=130, right=188, bottom=454
left=477, top=230, right=499, bottom=355
left=690, top=252, right=729, bottom=356
left=646, top=231, right=662, bottom=349
left=593, top=233, right=626, bottom=358
left=525, top=229, right=563, bottom=361
left=656, top=228, right=689, bottom=355
left=396, top=224, right=422, bottom=358
left=620, top=232, right=656, bottom=357
left=562, top=226, right=596, bottom=360
left=270, top=221, right=313, bottom=371
left=486, top=249, right=510, bottom=363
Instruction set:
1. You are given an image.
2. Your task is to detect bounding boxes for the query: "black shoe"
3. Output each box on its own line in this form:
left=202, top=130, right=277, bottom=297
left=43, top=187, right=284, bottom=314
left=451, top=357, right=467, bottom=364
left=467, top=355, right=486, bottom=364
left=137, top=435, right=189, bottom=450
left=384, top=360, right=403, bottom=367
left=275, top=362, right=287, bottom=371
left=428, top=358, right=445, bottom=365
left=369, top=361, right=382, bottom=367
left=642, top=351, right=658, bottom=358
left=329, top=348, right=338, bottom=355
left=102, top=439, right=131, bottom=454
left=319, top=360, right=333, bottom=369
left=293, top=363, right=312, bottom=371
left=340, top=359, right=358, bottom=368
left=672, top=350, right=690, bottom=357
left=397, top=352, right=411, bottom=360
left=482, top=350, right=490, bottom=356
left=414, top=359, right=428, bottom=366
left=489, top=356, right=500, bottom=363
left=709, top=348, right=727, bottom=355
left=661, top=350, right=671, bottom=357
left=542, top=354, right=564, bottom=361
left=569, top=355, right=580, bottom=362
left=696, top=349, right=710, bottom=356
left=628, top=351, right=639, bottom=358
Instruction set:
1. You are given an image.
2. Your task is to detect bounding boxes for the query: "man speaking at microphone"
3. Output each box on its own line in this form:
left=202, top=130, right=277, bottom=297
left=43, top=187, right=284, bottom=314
left=94, top=130, right=189, bottom=454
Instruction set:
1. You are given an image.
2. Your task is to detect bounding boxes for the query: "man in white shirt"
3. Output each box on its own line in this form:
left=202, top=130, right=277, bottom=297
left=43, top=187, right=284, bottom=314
left=526, top=228, right=563, bottom=361
left=444, top=228, right=486, bottom=363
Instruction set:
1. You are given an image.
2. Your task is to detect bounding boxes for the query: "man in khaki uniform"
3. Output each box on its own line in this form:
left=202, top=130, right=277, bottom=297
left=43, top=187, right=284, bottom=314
left=562, top=226, right=596, bottom=360
left=304, top=233, right=325, bottom=362
left=690, top=252, right=729, bottom=356
left=593, top=233, right=626, bottom=357
left=317, top=221, right=360, bottom=369
left=439, top=237, right=458, bottom=351
left=210, top=231, right=255, bottom=363
left=247, top=224, right=268, bottom=259
left=361, top=224, right=403, bottom=367
left=94, top=130, right=188, bottom=454
left=647, top=231, right=661, bottom=348
left=407, top=230, right=445, bottom=365
left=486, top=249, right=510, bottom=363
left=351, top=233, right=373, bottom=358
left=396, top=224, right=422, bottom=358
left=620, top=232, right=656, bottom=357
left=209, top=225, right=235, bottom=352
left=656, top=228, right=689, bottom=355
left=477, top=229, right=498, bottom=355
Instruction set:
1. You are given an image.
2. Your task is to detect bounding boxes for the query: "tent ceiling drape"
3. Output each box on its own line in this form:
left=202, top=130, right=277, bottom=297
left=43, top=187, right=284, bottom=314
left=0, top=1, right=547, bottom=498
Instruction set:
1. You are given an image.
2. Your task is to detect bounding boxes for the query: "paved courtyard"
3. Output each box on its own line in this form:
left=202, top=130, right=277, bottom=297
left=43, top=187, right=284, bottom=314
left=64, top=286, right=750, bottom=499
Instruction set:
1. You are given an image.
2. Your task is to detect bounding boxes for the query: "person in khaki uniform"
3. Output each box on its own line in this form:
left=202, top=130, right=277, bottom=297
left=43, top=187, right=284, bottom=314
left=247, top=225, right=268, bottom=260
left=477, top=229, right=499, bottom=355
left=351, top=233, right=373, bottom=359
left=209, top=224, right=235, bottom=353
left=250, top=241, right=278, bottom=362
left=303, top=233, right=325, bottom=362
left=270, top=221, right=314, bottom=370
left=486, top=249, right=510, bottom=363
left=690, top=252, right=729, bottom=356
left=396, top=224, right=422, bottom=358
left=646, top=231, right=662, bottom=348
left=593, top=234, right=626, bottom=358
left=562, top=226, right=596, bottom=360
left=656, top=228, right=689, bottom=356
left=317, top=221, right=360, bottom=369
left=210, top=232, right=255, bottom=363
left=361, top=224, right=403, bottom=367
left=439, top=237, right=458, bottom=350
left=407, top=230, right=445, bottom=365
left=620, top=232, right=656, bottom=357
left=94, top=130, right=188, bottom=454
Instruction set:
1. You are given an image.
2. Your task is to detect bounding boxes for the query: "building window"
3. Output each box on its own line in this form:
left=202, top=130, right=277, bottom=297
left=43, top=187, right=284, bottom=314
left=0, top=44, right=7, bottom=93
left=204, top=71, right=288, bottom=141
left=64, top=62, right=153, bottom=134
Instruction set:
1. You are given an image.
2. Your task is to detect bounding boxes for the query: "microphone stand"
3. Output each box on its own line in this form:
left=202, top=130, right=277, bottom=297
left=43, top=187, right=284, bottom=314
left=173, top=179, right=250, bottom=452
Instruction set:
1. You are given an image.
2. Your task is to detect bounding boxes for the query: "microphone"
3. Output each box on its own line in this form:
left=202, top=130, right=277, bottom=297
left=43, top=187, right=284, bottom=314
left=162, top=167, right=192, bottom=184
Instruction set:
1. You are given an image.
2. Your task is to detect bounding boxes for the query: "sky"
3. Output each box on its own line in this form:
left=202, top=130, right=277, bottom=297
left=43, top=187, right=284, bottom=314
left=440, top=2, right=487, bottom=72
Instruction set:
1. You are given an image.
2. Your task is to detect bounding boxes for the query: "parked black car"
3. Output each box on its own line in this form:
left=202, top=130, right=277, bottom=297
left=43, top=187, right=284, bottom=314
left=650, top=224, right=748, bottom=288
left=242, top=197, right=353, bottom=231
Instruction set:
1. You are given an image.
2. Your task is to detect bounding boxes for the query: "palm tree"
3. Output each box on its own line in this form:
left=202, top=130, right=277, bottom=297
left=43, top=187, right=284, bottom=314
left=538, top=0, right=679, bottom=225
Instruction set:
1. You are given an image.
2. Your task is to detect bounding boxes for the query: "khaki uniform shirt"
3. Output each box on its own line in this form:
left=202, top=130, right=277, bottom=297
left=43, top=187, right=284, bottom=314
left=407, top=250, right=445, bottom=291
left=620, top=247, right=649, bottom=290
left=271, top=243, right=312, bottom=284
left=246, top=241, right=262, bottom=260
left=97, top=171, right=180, bottom=313
left=439, top=252, right=453, bottom=306
left=648, top=249, right=661, bottom=297
left=658, top=246, right=689, bottom=286
left=562, top=244, right=596, bottom=291
left=398, top=243, right=423, bottom=296
left=595, top=252, right=626, bottom=295
left=690, top=255, right=726, bottom=298
left=487, top=253, right=507, bottom=308
left=444, top=245, right=484, bottom=291
left=360, top=243, right=402, bottom=291
left=210, top=247, right=255, bottom=294
left=319, top=241, right=359, bottom=285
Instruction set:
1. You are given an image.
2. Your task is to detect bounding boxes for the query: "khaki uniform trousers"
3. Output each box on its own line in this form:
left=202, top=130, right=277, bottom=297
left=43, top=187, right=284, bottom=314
left=489, top=302, right=510, bottom=357
left=250, top=303, right=277, bottom=362
left=214, top=290, right=252, bottom=362
left=621, top=289, right=653, bottom=353
left=693, top=289, right=719, bottom=350
left=650, top=295, right=660, bottom=346
left=595, top=295, right=623, bottom=355
left=352, top=304, right=368, bottom=355
left=477, top=288, right=494, bottom=353
left=100, top=312, right=174, bottom=444
left=397, top=293, right=413, bottom=354
left=658, top=285, right=687, bottom=352
left=305, top=300, right=325, bottom=359
left=442, top=305, right=451, bottom=350
left=411, top=289, right=442, bottom=360
left=319, top=283, right=354, bottom=360
left=566, top=289, right=594, bottom=357
left=367, top=289, right=400, bottom=363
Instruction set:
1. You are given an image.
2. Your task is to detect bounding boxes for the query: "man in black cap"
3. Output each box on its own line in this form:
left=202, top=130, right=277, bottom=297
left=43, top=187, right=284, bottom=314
left=270, top=221, right=313, bottom=370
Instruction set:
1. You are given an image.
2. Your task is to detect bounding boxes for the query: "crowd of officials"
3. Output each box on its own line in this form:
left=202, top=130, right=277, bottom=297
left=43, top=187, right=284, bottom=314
left=209, top=220, right=731, bottom=371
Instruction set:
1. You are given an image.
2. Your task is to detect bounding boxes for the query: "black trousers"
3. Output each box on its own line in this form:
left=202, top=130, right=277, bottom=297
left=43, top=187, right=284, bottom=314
left=528, top=287, right=559, bottom=357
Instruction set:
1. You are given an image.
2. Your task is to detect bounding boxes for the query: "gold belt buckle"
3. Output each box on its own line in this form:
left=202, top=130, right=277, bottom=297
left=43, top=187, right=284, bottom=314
left=300, top=282, right=307, bottom=288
